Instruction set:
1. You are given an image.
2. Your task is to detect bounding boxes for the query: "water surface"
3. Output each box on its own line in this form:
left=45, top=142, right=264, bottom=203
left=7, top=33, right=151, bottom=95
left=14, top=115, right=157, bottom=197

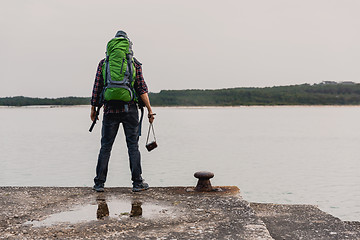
left=0, top=106, right=359, bottom=221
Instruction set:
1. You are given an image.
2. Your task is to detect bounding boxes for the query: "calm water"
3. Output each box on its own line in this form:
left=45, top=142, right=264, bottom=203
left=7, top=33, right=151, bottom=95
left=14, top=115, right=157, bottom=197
left=0, top=106, right=359, bottom=221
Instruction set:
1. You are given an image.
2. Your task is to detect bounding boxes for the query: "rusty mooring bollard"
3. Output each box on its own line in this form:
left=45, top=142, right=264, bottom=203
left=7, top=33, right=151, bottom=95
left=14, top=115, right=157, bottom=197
left=194, top=171, right=214, bottom=192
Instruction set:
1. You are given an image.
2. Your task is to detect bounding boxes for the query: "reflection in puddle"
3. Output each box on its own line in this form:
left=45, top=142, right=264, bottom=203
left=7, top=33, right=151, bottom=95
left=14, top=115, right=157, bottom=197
left=96, top=199, right=109, bottom=220
left=130, top=201, right=143, bottom=217
left=26, top=197, right=174, bottom=227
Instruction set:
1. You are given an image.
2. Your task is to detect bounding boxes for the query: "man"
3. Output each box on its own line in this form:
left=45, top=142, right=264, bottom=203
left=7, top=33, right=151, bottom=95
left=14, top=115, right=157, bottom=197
left=90, top=30, right=155, bottom=192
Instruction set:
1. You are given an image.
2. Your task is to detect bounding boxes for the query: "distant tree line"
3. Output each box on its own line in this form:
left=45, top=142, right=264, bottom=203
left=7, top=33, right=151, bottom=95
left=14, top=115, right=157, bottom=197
left=1, top=83, right=360, bottom=106
left=149, top=83, right=360, bottom=106
left=0, top=96, right=90, bottom=106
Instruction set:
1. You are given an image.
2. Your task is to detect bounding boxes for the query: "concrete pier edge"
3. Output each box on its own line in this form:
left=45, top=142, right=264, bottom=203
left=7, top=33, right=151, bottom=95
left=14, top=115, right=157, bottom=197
left=0, top=186, right=359, bottom=240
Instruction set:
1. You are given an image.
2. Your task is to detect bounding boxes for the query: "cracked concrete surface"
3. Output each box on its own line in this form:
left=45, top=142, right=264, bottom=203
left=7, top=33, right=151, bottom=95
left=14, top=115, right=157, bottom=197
left=0, top=187, right=359, bottom=240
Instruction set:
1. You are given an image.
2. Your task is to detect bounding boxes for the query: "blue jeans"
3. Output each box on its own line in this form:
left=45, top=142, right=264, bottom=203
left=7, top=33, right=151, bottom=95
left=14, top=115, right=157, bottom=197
left=94, top=106, right=142, bottom=186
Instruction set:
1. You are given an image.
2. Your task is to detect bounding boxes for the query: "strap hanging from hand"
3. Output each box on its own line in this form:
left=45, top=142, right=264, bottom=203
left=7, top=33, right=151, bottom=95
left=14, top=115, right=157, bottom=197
left=146, top=123, right=156, bottom=144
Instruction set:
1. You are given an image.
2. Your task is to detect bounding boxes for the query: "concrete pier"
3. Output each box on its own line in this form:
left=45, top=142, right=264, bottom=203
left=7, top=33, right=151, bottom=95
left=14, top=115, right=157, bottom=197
left=0, top=186, right=359, bottom=239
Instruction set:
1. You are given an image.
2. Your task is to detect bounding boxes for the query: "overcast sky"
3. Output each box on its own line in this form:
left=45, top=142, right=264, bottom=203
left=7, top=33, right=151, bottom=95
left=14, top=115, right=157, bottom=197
left=1, top=0, right=359, bottom=97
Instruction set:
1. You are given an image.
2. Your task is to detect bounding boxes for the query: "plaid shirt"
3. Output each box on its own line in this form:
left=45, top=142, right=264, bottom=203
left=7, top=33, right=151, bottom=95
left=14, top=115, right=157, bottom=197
left=91, top=58, right=148, bottom=114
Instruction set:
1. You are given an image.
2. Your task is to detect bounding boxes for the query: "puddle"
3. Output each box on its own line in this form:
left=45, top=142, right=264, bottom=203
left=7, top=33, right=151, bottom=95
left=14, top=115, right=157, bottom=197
left=25, top=197, right=176, bottom=227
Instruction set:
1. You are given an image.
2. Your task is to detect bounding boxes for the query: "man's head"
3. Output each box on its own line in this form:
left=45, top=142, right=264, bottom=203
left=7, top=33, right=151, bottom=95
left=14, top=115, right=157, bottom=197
left=114, top=30, right=133, bottom=54
left=115, top=30, right=127, bottom=38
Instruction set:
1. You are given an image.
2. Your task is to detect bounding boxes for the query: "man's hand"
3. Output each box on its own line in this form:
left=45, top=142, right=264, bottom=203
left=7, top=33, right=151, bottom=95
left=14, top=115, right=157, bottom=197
left=90, top=106, right=98, bottom=122
left=148, top=113, right=155, bottom=124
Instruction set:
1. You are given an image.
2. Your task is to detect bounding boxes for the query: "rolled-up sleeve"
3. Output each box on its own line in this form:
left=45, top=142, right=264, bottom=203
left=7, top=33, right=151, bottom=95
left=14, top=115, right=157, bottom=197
left=134, top=62, right=148, bottom=96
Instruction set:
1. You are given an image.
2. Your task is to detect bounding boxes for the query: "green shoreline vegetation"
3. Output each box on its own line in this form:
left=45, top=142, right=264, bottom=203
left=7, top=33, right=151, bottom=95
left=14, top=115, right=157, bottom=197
left=1, top=82, right=360, bottom=106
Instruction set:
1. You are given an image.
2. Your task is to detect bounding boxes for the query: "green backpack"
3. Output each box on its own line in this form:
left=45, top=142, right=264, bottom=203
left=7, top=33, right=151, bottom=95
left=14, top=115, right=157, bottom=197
left=102, top=32, right=136, bottom=102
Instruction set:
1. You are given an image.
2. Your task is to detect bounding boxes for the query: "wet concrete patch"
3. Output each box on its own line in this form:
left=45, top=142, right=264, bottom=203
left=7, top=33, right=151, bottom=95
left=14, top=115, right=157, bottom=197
left=24, top=197, right=177, bottom=227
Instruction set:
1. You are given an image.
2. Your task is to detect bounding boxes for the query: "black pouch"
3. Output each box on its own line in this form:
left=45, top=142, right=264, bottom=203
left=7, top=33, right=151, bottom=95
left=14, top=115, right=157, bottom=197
left=146, top=123, right=157, bottom=152
left=146, top=141, right=157, bottom=152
